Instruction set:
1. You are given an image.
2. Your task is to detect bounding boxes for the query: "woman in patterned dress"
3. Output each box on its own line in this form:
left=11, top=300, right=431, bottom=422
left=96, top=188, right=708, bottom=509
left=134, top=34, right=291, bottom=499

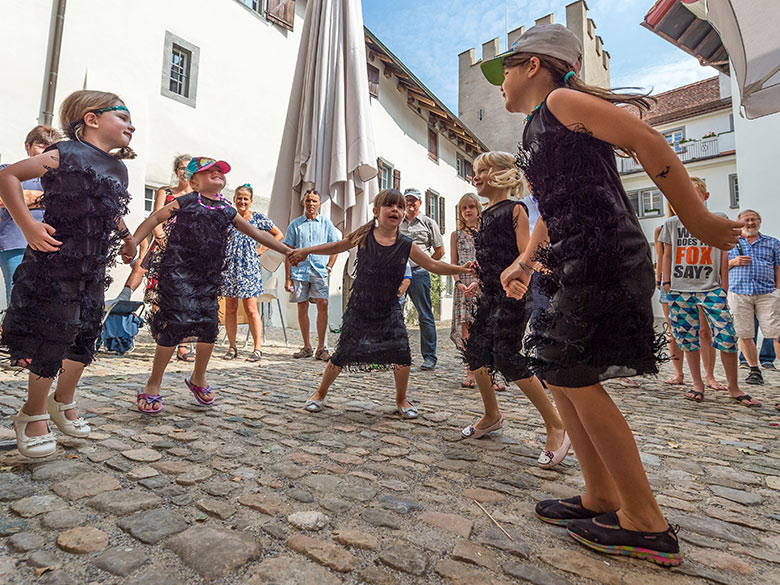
left=450, top=193, right=481, bottom=388
left=220, top=184, right=283, bottom=362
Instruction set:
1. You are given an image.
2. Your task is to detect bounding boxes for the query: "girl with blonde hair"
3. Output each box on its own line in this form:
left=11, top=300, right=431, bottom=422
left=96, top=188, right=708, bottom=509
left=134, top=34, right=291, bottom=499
left=450, top=192, right=481, bottom=388
left=462, top=151, right=569, bottom=472
left=0, top=90, right=135, bottom=457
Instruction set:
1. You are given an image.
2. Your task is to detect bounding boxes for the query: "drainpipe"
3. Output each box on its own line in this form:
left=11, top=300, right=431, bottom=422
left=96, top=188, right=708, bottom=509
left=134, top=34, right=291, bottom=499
left=41, top=0, right=67, bottom=126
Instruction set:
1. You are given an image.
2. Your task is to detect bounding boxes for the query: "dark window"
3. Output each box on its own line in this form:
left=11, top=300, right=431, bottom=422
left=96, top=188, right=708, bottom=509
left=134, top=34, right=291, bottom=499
left=426, top=189, right=442, bottom=230
left=267, top=0, right=295, bottom=31
left=367, top=64, right=379, bottom=99
left=169, top=45, right=191, bottom=97
left=378, top=158, right=393, bottom=190
left=729, top=174, right=739, bottom=208
left=457, top=154, right=474, bottom=181
left=238, top=0, right=262, bottom=12
left=428, top=127, right=438, bottom=161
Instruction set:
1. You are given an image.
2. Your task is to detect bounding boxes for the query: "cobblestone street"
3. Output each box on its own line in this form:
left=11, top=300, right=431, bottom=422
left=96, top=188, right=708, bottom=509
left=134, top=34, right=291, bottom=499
left=1, top=326, right=779, bottom=585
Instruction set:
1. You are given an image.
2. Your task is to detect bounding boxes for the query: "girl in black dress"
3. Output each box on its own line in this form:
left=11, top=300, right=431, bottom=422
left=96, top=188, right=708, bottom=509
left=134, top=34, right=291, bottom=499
left=0, top=90, right=135, bottom=458
left=120, top=157, right=291, bottom=414
left=288, top=189, right=473, bottom=418
left=462, top=151, right=568, bottom=468
left=482, top=24, right=740, bottom=565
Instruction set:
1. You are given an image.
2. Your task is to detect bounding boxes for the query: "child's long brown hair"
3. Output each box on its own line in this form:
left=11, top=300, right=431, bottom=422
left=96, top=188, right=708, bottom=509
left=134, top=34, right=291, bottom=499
left=348, top=188, right=405, bottom=247
left=59, top=90, right=136, bottom=159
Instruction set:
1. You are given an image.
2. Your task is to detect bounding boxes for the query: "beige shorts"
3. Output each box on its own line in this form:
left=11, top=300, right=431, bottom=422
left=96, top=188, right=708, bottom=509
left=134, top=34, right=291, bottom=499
left=727, top=290, right=780, bottom=339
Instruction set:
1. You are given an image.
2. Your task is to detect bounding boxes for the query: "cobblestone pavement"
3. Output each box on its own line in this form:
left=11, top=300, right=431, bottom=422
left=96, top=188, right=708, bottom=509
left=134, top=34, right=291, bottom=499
left=1, top=326, right=779, bottom=585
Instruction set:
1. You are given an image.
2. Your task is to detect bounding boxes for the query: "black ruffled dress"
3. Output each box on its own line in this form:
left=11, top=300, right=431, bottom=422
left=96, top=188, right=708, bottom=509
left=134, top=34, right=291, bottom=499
left=1, top=141, right=129, bottom=378
left=150, top=192, right=237, bottom=347
left=330, top=228, right=412, bottom=369
left=517, top=99, right=661, bottom=387
left=464, top=199, right=534, bottom=381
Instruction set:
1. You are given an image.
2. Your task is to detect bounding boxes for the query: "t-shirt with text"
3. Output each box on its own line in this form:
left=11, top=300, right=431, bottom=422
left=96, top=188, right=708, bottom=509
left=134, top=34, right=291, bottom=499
left=658, top=214, right=725, bottom=292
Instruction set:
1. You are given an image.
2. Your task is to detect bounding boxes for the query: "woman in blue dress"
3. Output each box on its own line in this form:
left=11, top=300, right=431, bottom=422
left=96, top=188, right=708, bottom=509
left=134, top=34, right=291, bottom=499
left=220, top=184, right=283, bottom=362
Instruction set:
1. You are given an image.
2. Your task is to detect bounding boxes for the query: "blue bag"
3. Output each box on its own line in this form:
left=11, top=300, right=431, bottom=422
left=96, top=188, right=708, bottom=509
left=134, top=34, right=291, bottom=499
left=101, top=301, right=145, bottom=355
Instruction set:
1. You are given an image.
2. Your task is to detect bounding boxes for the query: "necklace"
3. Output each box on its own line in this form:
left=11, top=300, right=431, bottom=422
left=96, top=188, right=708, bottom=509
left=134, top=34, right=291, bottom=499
left=197, top=192, right=230, bottom=210
left=525, top=104, right=541, bottom=122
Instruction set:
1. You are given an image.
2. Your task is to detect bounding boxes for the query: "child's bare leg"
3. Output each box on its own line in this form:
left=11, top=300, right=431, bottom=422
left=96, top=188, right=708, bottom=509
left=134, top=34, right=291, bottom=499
left=472, top=367, right=501, bottom=428
left=698, top=312, right=723, bottom=388
left=53, top=359, right=86, bottom=421
left=462, top=323, right=474, bottom=382
left=190, top=343, right=214, bottom=399
left=393, top=364, right=411, bottom=408
left=548, top=385, right=619, bottom=512
left=663, top=303, right=684, bottom=383
left=310, top=361, right=341, bottom=401
left=720, top=350, right=759, bottom=404
left=684, top=350, right=705, bottom=398
left=22, top=374, right=56, bottom=437
left=143, top=345, right=176, bottom=396
left=556, top=383, right=668, bottom=532
left=515, top=376, right=565, bottom=451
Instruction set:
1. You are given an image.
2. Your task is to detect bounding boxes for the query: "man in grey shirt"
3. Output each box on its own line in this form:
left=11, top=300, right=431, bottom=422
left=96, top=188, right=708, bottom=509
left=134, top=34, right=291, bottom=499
left=400, top=187, right=444, bottom=370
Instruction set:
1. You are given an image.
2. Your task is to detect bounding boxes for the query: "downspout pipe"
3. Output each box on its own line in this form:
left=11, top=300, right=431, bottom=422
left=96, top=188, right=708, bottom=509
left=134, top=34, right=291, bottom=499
left=41, top=0, right=67, bottom=126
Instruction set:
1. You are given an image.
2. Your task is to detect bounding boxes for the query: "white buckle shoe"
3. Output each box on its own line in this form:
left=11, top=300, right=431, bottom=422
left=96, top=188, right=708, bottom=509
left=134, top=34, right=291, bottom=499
left=305, top=397, right=326, bottom=412
left=11, top=409, right=57, bottom=458
left=47, top=394, right=91, bottom=437
left=397, top=401, right=418, bottom=419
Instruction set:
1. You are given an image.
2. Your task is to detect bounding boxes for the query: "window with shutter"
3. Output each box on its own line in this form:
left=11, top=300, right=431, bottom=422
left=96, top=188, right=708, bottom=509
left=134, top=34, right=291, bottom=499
left=425, top=190, right=432, bottom=217
left=267, top=0, right=295, bottom=31
left=428, top=127, right=438, bottom=161
left=438, top=197, right=446, bottom=234
left=377, top=157, right=383, bottom=178
left=367, top=64, right=379, bottom=98
left=393, top=169, right=400, bottom=190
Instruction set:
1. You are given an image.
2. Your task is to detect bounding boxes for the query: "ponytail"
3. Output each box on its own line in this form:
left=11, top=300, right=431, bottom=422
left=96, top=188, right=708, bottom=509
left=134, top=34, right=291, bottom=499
left=347, top=218, right=377, bottom=248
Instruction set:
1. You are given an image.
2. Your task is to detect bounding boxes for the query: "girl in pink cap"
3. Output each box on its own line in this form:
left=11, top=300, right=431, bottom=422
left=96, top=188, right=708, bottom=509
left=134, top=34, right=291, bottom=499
left=120, top=157, right=291, bottom=414
left=482, top=23, right=742, bottom=565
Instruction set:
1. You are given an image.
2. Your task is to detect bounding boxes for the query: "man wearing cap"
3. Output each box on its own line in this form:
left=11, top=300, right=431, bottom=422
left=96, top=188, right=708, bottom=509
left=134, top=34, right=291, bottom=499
left=284, top=189, right=340, bottom=361
left=400, top=188, right=445, bottom=370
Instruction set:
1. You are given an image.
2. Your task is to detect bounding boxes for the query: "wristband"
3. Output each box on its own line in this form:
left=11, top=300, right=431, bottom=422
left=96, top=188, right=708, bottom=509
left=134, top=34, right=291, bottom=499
left=518, top=260, right=535, bottom=274
left=662, top=281, right=671, bottom=286
left=656, top=280, right=662, bottom=286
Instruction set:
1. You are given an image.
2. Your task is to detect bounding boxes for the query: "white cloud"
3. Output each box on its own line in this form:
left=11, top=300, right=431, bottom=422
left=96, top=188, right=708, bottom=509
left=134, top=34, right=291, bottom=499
left=612, top=56, right=719, bottom=94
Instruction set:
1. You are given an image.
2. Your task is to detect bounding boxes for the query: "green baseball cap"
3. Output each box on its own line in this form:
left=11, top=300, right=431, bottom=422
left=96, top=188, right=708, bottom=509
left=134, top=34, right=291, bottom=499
left=480, top=23, right=583, bottom=86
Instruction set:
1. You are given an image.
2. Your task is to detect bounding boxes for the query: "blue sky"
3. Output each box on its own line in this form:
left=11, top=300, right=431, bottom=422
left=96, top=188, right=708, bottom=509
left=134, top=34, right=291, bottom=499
left=362, top=0, right=717, bottom=113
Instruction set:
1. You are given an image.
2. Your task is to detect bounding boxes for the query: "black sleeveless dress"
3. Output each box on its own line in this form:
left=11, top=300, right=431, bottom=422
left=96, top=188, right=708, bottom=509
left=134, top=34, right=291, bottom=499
left=149, top=192, right=236, bottom=347
left=517, top=99, right=662, bottom=387
left=464, top=199, right=534, bottom=381
left=1, top=141, right=129, bottom=378
left=330, top=228, right=413, bottom=369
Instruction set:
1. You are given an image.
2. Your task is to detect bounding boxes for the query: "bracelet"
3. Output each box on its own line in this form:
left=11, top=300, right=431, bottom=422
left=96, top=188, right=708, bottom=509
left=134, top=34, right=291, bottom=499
left=662, top=281, right=671, bottom=286
left=455, top=280, right=463, bottom=286
left=326, top=266, right=332, bottom=272
left=656, top=280, right=662, bottom=286
left=518, top=260, right=535, bottom=274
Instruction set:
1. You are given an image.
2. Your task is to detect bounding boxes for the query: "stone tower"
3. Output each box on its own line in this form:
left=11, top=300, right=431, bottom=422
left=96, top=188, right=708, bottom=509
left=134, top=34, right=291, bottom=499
left=458, top=1, right=610, bottom=153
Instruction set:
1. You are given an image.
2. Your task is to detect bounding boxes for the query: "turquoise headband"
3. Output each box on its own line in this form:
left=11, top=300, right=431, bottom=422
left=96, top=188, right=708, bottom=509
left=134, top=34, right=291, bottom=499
left=94, top=105, right=129, bottom=114
left=563, top=71, right=576, bottom=85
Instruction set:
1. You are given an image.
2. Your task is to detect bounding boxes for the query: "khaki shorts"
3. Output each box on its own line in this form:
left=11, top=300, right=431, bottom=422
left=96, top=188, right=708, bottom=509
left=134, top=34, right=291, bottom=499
left=727, top=290, right=780, bottom=339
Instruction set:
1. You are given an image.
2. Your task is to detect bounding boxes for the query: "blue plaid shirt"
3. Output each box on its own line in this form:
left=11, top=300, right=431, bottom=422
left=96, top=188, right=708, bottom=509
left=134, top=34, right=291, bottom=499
left=727, top=233, right=780, bottom=295
left=283, top=214, right=340, bottom=281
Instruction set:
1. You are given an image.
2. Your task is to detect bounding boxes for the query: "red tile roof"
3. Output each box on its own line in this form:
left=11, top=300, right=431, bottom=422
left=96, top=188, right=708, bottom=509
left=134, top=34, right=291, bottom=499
left=626, top=76, right=731, bottom=126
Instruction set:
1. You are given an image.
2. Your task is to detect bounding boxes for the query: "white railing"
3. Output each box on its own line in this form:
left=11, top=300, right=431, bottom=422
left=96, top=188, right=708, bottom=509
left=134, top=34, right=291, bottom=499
left=617, top=131, right=736, bottom=174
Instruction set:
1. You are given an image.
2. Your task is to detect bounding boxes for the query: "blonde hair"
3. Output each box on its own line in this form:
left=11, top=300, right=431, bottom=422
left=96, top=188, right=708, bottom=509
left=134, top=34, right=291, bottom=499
left=473, top=151, right=525, bottom=199
left=690, top=177, right=707, bottom=196
left=348, top=188, right=405, bottom=247
left=456, top=193, right=482, bottom=230
left=59, top=90, right=136, bottom=159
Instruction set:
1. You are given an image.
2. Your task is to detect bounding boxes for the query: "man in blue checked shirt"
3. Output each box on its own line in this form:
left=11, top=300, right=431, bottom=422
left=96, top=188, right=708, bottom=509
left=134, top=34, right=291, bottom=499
left=727, top=209, right=780, bottom=387
left=284, top=189, right=340, bottom=361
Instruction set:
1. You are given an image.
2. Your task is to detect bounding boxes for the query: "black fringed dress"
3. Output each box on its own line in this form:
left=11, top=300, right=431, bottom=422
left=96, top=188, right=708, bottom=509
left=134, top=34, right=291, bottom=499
left=464, top=199, right=534, bottom=381
left=1, top=141, right=129, bottom=378
left=150, top=192, right=236, bottom=347
left=330, top=228, right=412, bottom=369
left=517, top=99, right=661, bottom=387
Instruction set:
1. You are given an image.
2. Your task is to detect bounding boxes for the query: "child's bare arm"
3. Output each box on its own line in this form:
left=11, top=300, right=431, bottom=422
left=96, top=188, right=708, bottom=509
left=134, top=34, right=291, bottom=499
left=288, top=238, right=353, bottom=266
left=0, top=151, right=61, bottom=251
left=653, top=226, right=664, bottom=284
left=662, top=244, right=672, bottom=293
left=131, top=200, right=178, bottom=246
left=234, top=215, right=291, bottom=255
left=546, top=89, right=742, bottom=250
left=409, top=244, right=472, bottom=276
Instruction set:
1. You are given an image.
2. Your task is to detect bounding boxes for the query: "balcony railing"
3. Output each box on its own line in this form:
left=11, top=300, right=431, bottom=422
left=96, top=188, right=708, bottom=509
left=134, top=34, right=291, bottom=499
left=617, top=131, right=736, bottom=174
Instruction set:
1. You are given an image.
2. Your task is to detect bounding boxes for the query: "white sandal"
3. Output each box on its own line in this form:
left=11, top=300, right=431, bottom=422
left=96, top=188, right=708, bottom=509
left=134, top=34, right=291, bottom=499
left=47, top=393, right=91, bottom=437
left=11, top=409, right=57, bottom=458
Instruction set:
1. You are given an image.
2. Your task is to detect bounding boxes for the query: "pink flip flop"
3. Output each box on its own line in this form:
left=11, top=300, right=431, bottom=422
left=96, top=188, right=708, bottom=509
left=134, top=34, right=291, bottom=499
left=137, top=389, right=163, bottom=415
left=184, top=377, right=215, bottom=405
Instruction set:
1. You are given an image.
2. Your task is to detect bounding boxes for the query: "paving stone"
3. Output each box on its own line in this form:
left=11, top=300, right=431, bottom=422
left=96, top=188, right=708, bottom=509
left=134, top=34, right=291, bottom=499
left=434, top=559, right=514, bottom=585
left=362, top=508, right=401, bottom=529
left=56, top=526, right=109, bottom=554
left=300, top=474, right=342, bottom=494
left=672, top=563, right=737, bottom=585
left=166, top=526, right=261, bottom=580
left=138, top=476, right=169, bottom=489
left=321, top=496, right=351, bottom=513
left=8, top=531, right=45, bottom=552
left=540, top=548, right=622, bottom=584
left=127, top=466, right=159, bottom=480
left=708, top=485, right=763, bottom=505
left=39, top=570, right=78, bottom=585
left=288, top=488, right=315, bottom=502
left=175, top=465, right=212, bottom=485
left=0, top=473, right=32, bottom=501
left=121, top=448, right=162, bottom=462
left=40, top=509, right=88, bottom=530
left=502, top=561, right=574, bottom=585
left=0, top=517, right=27, bottom=536
left=378, top=541, right=429, bottom=575
left=269, top=462, right=309, bottom=479
left=87, top=490, right=163, bottom=516
left=344, top=485, right=377, bottom=502
left=451, top=540, right=500, bottom=571
left=239, top=493, right=292, bottom=516
left=246, top=555, right=342, bottom=585
left=687, top=548, right=754, bottom=574
left=126, top=567, right=187, bottom=585
left=10, top=495, right=67, bottom=518
left=333, top=528, right=379, bottom=550
left=287, top=533, right=359, bottom=572
left=92, top=546, right=148, bottom=576
left=377, top=494, right=422, bottom=514
left=420, top=511, right=473, bottom=538
left=0, top=555, right=17, bottom=585
left=195, top=497, right=237, bottom=519
left=202, top=479, right=240, bottom=497
left=51, top=472, right=120, bottom=500
left=675, top=513, right=753, bottom=543
left=98, top=438, right=133, bottom=451
left=150, top=460, right=191, bottom=474
left=358, top=567, right=399, bottom=585
left=117, top=509, right=188, bottom=544
left=28, top=550, right=61, bottom=568
left=287, top=510, right=328, bottom=530
left=477, top=526, right=530, bottom=558
left=462, top=487, right=507, bottom=503
left=31, top=461, right=91, bottom=481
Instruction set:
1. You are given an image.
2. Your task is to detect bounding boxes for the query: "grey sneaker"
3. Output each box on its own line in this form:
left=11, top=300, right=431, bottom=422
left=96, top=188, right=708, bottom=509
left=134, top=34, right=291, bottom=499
left=420, top=359, right=436, bottom=371
left=761, top=362, right=776, bottom=371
